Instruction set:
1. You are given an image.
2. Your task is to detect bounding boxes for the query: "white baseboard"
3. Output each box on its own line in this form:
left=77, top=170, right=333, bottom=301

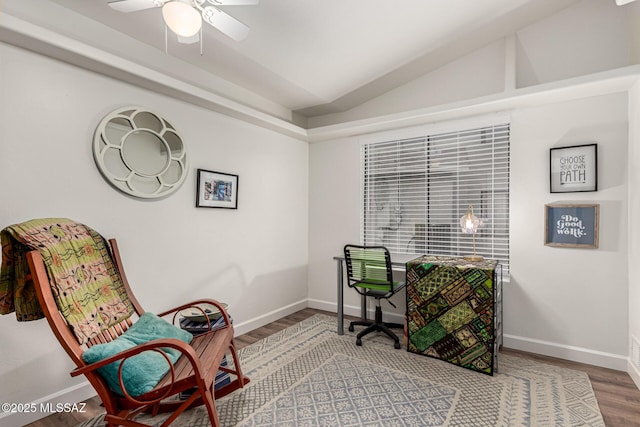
left=0, top=381, right=95, bottom=427
left=628, top=359, right=640, bottom=390
left=503, top=333, right=628, bottom=371
left=233, top=299, right=308, bottom=336
left=310, top=298, right=629, bottom=371
left=306, top=298, right=337, bottom=314
left=307, top=298, right=404, bottom=324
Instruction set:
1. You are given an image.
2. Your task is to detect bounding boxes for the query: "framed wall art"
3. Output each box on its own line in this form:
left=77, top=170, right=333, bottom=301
left=196, top=169, right=238, bottom=209
left=544, top=203, right=599, bottom=248
left=549, top=143, right=597, bottom=193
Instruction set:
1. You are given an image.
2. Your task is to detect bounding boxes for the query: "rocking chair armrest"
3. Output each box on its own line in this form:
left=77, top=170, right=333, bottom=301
left=157, top=298, right=232, bottom=330
left=71, top=338, right=203, bottom=378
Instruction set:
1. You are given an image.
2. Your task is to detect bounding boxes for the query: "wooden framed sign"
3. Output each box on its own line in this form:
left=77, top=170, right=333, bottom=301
left=549, top=144, right=597, bottom=193
left=544, top=203, right=599, bottom=248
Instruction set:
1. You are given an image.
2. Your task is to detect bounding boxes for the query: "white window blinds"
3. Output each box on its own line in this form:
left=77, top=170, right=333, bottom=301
left=361, top=123, right=510, bottom=275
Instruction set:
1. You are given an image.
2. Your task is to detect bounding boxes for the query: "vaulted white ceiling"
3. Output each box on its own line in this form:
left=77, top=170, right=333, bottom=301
left=23, top=0, right=584, bottom=119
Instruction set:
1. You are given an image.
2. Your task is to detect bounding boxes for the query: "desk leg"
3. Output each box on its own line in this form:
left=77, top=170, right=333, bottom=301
left=337, top=259, right=344, bottom=335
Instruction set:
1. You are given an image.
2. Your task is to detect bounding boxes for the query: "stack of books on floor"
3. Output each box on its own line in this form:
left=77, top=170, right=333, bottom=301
left=179, top=315, right=232, bottom=393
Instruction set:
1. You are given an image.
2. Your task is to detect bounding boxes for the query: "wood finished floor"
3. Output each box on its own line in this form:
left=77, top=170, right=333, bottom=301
left=26, top=308, right=640, bottom=427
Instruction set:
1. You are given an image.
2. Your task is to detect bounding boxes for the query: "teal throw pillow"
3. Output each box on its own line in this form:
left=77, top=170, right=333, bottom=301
left=82, top=312, right=193, bottom=397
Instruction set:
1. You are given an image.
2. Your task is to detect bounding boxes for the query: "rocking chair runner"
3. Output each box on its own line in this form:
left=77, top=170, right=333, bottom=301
left=24, top=233, right=249, bottom=427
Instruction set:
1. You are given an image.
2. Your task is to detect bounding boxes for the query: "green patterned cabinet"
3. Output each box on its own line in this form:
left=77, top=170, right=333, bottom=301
left=405, top=256, right=502, bottom=375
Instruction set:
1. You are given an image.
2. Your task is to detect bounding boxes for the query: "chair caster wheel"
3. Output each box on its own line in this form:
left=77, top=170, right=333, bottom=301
left=394, top=341, right=401, bottom=349
left=348, top=325, right=354, bottom=332
left=356, top=338, right=362, bottom=346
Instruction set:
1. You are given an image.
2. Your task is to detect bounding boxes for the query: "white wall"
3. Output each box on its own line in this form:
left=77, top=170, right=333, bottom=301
left=508, top=94, right=628, bottom=367
left=308, top=92, right=629, bottom=370
left=628, top=80, right=640, bottom=388
left=515, top=0, right=629, bottom=87
left=307, top=136, right=365, bottom=314
left=0, top=43, right=308, bottom=425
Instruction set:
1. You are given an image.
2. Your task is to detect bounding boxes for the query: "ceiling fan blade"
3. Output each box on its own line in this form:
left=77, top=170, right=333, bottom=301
left=201, top=6, right=250, bottom=41
left=108, top=0, right=164, bottom=13
left=206, top=0, right=259, bottom=5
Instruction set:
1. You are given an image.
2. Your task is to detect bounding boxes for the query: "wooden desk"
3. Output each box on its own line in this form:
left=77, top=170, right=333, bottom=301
left=405, top=256, right=502, bottom=375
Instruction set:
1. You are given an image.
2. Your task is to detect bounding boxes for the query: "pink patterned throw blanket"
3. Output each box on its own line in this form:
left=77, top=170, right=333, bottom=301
left=0, top=218, right=134, bottom=344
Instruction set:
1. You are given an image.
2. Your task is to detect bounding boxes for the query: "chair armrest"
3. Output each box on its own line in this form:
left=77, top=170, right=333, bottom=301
left=71, top=338, right=202, bottom=378
left=394, top=281, right=407, bottom=291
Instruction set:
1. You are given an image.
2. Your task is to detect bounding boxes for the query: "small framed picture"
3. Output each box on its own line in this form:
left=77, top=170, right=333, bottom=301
left=196, top=169, right=238, bottom=209
left=549, top=144, right=597, bottom=193
left=544, top=203, right=599, bottom=248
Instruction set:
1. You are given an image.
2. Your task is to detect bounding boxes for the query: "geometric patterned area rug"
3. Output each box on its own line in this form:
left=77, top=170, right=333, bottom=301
left=76, top=314, right=605, bottom=427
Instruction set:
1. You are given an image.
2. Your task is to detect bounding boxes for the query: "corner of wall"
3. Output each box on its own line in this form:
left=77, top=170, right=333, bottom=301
left=628, top=77, right=640, bottom=385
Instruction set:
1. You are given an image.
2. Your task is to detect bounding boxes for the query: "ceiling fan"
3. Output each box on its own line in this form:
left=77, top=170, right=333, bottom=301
left=107, top=0, right=258, bottom=42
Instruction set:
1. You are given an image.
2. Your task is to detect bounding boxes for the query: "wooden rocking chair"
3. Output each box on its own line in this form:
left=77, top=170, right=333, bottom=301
left=26, top=238, right=249, bottom=427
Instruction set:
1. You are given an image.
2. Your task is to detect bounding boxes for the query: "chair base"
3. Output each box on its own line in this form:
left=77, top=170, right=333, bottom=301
left=348, top=304, right=403, bottom=349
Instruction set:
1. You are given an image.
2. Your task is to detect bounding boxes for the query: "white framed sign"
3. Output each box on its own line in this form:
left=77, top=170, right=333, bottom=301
left=549, top=144, right=597, bottom=193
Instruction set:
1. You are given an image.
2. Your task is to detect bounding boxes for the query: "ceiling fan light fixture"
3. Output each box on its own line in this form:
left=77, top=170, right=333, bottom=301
left=162, top=1, right=202, bottom=37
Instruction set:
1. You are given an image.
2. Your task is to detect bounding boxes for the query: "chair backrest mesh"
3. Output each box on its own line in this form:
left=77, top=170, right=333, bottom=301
left=343, top=245, right=393, bottom=287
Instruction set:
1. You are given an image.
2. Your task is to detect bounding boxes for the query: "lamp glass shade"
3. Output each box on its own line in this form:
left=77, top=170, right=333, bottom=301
left=162, top=2, right=202, bottom=37
left=460, top=211, right=480, bottom=234
left=460, top=205, right=483, bottom=261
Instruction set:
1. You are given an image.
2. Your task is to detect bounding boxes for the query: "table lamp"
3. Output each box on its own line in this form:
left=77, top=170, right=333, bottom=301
left=460, top=204, right=483, bottom=261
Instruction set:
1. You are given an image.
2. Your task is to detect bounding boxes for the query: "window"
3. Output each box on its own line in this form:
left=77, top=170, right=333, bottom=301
left=361, top=123, right=510, bottom=276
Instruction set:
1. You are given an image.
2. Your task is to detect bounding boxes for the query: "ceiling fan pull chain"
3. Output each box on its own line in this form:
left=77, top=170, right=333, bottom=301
left=200, top=26, right=203, bottom=56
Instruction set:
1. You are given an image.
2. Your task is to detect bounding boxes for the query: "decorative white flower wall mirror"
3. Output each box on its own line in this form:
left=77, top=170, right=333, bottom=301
left=93, top=106, right=188, bottom=199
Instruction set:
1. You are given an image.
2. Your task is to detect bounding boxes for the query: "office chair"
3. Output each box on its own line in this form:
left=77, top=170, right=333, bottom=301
left=343, top=244, right=405, bottom=349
